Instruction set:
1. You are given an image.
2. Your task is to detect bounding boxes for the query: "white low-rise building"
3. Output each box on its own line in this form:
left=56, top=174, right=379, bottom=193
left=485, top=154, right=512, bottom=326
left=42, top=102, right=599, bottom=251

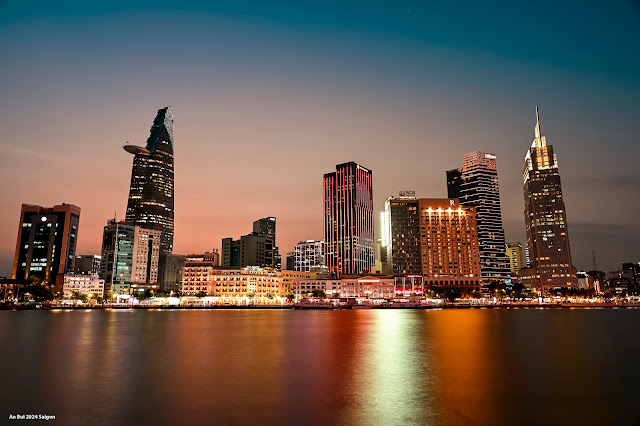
left=63, top=274, right=105, bottom=298
left=293, top=275, right=394, bottom=299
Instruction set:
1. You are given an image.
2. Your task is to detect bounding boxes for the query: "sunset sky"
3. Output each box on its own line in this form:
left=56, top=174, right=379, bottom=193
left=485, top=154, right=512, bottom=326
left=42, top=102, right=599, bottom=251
left=1, top=0, right=639, bottom=276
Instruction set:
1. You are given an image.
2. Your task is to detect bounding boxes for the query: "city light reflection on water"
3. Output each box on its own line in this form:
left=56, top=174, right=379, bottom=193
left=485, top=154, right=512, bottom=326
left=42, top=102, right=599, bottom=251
left=1, top=309, right=640, bottom=425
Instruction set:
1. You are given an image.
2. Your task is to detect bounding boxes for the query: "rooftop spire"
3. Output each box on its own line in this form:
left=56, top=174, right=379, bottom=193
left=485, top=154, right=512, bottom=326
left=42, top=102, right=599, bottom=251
left=534, top=105, right=541, bottom=140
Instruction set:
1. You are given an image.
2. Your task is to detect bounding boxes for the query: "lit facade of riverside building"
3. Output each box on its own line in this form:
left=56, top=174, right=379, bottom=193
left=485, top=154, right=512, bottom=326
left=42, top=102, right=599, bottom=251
left=124, top=106, right=175, bottom=255
left=520, top=106, right=577, bottom=291
left=324, top=162, right=374, bottom=276
left=447, top=151, right=510, bottom=283
left=418, top=199, right=482, bottom=290
left=181, top=256, right=284, bottom=304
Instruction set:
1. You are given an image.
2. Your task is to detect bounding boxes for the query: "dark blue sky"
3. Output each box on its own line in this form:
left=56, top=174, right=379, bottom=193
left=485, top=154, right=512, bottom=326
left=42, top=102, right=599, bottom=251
left=0, top=0, right=639, bottom=274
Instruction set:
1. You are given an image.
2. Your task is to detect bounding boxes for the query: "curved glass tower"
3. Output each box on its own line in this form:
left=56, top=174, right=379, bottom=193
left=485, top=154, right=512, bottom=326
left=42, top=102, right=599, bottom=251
left=124, top=106, right=174, bottom=255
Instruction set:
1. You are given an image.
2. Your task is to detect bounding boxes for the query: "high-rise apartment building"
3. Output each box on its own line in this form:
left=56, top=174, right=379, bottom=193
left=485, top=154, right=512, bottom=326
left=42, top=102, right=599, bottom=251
left=12, top=203, right=80, bottom=288
left=74, top=254, right=102, bottom=276
left=324, top=162, right=374, bottom=276
left=521, top=106, right=577, bottom=291
left=505, top=242, right=524, bottom=275
left=418, top=198, right=482, bottom=289
left=294, top=240, right=324, bottom=272
left=382, top=193, right=421, bottom=276
left=448, top=151, right=510, bottom=283
left=99, top=219, right=161, bottom=294
left=124, top=106, right=175, bottom=255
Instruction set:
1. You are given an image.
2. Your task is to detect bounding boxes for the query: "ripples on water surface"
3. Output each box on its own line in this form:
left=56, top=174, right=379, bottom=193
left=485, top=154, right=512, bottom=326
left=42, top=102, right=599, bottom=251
left=1, top=309, right=640, bottom=425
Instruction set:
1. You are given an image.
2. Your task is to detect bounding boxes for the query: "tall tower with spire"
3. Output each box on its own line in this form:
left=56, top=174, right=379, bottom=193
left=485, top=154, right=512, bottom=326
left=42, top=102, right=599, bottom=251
left=521, top=106, right=577, bottom=292
left=124, top=107, right=175, bottom=255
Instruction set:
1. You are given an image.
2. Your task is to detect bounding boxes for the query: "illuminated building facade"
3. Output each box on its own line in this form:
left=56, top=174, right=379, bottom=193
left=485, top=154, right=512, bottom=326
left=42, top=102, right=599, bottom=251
left=324, top=162, right=374, bottom=276
left=521, top=106, right=577, bottom=291
left=448, top=151, right=510, bottom=283
left=383, top=193, right=421, bottom=276
left=99, top=219, right=161, bottom=294
left=12, top=203, right=80, bottom=288
left=292, top=275, right=394, bottom=299
left=62, top=274, right=105, bottom=298
left=505, top=242, right=524, bottom=275
left=181, top=265, right=281, bottom=302
left=294, top=240, right=324, bottom=272
left=418, top=198, right=481, bottom=289
left=124, top=106, right=175, bottom=255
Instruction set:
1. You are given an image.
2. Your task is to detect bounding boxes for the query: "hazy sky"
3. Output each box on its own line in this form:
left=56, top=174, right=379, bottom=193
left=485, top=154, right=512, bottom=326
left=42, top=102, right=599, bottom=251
left=1, top=0, right=639, bottom=276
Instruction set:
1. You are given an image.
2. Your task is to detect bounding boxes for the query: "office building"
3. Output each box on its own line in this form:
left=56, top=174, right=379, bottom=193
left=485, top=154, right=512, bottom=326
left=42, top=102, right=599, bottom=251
left=521, top=106, right=577, bottom=291
left=294, top=240, right=324, bottom=272
left=382, top=193, right=421, bottom=276
left=324, top=162, right=374, bottom=276
left=12, top=203, right=80, bottom=289
left=418, top=198, right=482, bottom=290
left=158, top=253, right=187, bottom=292
left=74, top=254, right=101, bottom=276
left=505, top=242, right=524, bottom=275
left=221, top=233, right=275, bottom=268
left=448, top=151, right=510, bottom=283
left=253, top=217, right=280, bottom=268
left=99, top=219, right=161, bottom=294
left=124, top=106, right=175, bottom=255
left=285, top=252, right=295, bottom=271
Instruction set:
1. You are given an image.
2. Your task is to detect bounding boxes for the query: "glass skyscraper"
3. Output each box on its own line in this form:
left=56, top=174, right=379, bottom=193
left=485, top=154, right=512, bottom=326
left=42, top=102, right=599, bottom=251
left=521, top=106, right=577, bottom=291
left=124, top=106, right=175, bottom=255
left=448, top=151, right=510, bottom=283
left=323, top=162, right=374, bottom=276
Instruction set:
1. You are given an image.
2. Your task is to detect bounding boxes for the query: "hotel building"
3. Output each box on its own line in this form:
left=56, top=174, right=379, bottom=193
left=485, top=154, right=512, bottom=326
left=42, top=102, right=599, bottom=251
left=12, top=203, right=80, bottom=289
left=62, top=274, right=105, bottom=298
left=181, top=264, right=281, bottom=303
left=520, top=106, right=577, bottom=291
left=447, top=151, right=510, bottom=283
left=324, top=162, right=374, bottom=276
left=418, top=198, right=482, bottom=290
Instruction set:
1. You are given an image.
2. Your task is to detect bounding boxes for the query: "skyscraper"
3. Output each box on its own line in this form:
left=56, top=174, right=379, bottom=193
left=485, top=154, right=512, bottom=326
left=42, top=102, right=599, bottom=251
left=124, top=106, right=175, bottom=255
left=324, top=162, right=374, bottom=276
left=383, top=193, right=421, bottom=276
left=521, top=106, right=577, bottom=291
left=12, top=203, right=80, bottom=288
left=448, top=151, right=510, bottom=283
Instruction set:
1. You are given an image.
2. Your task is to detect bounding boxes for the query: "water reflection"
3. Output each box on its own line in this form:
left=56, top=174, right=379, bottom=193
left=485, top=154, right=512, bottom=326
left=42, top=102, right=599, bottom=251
left=2, top=309, right=640, bottom=425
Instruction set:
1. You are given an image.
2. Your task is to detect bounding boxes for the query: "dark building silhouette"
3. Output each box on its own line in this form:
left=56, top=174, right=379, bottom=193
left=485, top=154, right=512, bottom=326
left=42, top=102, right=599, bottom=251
left=124, top=106, right=175, bottom=255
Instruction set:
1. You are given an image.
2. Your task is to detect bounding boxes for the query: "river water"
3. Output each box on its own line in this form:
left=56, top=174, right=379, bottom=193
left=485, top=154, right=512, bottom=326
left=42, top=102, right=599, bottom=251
left=1, top=308, right=639, bottom=425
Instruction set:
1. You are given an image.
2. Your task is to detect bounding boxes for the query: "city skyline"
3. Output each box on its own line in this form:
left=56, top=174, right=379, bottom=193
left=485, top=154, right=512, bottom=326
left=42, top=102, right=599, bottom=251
left=1, top=1, right=639, bottom=276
